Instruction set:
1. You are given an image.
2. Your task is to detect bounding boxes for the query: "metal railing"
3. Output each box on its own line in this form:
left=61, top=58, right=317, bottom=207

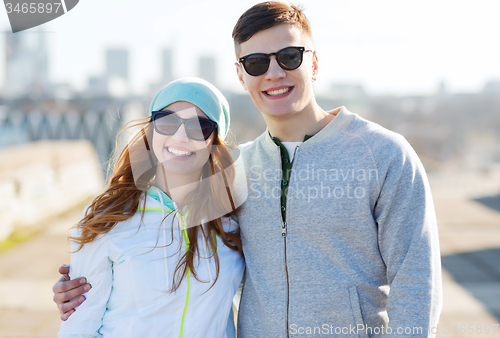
left=0, top=109, right=124, bottom=174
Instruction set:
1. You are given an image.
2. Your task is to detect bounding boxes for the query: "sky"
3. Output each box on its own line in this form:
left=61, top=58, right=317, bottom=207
left=1, top=0, right=500, bottom=96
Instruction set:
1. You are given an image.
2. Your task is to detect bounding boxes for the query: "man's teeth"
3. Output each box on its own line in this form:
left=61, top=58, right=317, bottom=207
left=167, top=147, right=192, bottom=156
left=266, top=87, right=291, bottom=96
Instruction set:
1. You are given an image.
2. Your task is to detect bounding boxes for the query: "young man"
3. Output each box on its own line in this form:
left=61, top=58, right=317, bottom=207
left=53, top=2, right=442, bottom=337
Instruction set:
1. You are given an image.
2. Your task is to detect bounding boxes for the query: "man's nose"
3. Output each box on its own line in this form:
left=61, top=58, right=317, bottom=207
left=264, top=56, right=286, bottom=80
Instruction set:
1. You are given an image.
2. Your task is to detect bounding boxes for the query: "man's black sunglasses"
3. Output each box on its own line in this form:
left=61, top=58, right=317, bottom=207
left=151, top=111, right=217, bottom=141
left=238, top=46, right=313, bottom=77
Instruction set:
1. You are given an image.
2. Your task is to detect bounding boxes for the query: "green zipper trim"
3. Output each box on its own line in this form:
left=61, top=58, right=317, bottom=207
left=137, top=207, right=175, bottom=212
left=138, top=206, right=191, bottom=338
left=179, top=214, right=191, bottom=338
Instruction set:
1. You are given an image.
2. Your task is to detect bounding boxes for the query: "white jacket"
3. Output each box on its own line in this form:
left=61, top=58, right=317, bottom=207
left=59, top=187, right=245, bottom=338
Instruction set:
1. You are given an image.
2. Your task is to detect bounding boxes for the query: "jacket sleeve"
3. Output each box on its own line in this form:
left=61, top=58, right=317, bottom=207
left=58, top=225, right=113, bottom=338
left=373, top=137, right=442, bottom=337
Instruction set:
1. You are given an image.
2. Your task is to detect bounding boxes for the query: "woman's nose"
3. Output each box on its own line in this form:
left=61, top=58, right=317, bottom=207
left=171, top=122, right=190, bottom=142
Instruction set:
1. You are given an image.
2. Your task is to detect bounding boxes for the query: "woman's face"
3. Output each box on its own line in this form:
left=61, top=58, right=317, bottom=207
left=152, top=101, right=215, bottom=178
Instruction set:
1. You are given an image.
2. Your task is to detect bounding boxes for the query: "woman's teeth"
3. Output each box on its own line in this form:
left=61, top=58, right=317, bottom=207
left=266, top=87, right=291, bottom=96
left=167, top=147, right=192, bottom=156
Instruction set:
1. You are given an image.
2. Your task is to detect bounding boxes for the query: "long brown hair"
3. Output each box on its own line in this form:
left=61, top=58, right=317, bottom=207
left=70, top=117, right=242, bottom=291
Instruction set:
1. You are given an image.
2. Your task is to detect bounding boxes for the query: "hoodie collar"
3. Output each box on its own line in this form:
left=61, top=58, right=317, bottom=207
left=146, top=186, right=175, bottom=210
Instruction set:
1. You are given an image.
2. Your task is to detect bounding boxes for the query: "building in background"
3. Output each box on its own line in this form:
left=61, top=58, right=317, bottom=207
left=4, top=29, right=50, bottom=99
left=160, top=48, right=173, bottom=85
left=86, top=76, right=108, bottom=97
left=106, top=48, right=129, bottom=81
left=87, top=48, right=130, bottom=97
left=105, top=48, right=129, bottom=97
left=147, top=47, right=175, bottom=95
left=198, top=56, right=217, bottom=87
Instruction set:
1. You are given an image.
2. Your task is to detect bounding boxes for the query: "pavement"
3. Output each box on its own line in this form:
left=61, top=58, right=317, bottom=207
left=0, top=206, right=78, bottom=338
left=0, top=177, right=499, bottom=338
left=436, top=196, right=500, bottom=338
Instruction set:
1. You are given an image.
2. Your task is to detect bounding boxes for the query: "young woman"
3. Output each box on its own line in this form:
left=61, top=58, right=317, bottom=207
left=58, top=77, right=245, bottom=338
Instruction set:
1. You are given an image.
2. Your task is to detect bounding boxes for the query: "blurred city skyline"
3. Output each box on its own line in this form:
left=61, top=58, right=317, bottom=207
left=1, top=0, right=500, bottom=174
left=1, top=0, right=500, bottom=97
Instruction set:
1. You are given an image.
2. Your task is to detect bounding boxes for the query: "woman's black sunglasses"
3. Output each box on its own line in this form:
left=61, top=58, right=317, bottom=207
left=238, top=46, right=313, bottom=76
left=151, top=111, right=217, bottom=141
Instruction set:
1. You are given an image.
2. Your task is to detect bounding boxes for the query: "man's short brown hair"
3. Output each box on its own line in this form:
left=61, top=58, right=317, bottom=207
left=232, top=1, right=312, bottom=57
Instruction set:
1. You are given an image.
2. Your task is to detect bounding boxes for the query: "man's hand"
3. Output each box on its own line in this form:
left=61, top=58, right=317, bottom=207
left=52, top=264, right=91, bottom=320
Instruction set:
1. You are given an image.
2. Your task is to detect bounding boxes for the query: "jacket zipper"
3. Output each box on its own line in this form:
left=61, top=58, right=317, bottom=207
left=285, top=145, right=299, bottom=337
left=282, top=220, right=289, bottom=338
left=179, top=215, right=191, bottom=338
left=138, top=199, right=191, bottom=338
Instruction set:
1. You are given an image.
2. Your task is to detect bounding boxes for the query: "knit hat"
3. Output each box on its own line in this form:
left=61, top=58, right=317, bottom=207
left=149, top=77, right=230, bottom=140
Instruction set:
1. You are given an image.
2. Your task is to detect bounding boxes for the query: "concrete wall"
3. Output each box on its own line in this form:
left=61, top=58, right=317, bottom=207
left=0, top=141, right=105, bottom=240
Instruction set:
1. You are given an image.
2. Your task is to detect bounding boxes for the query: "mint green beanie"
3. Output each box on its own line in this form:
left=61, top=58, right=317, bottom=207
left=149, top=77, right=230, bottom=140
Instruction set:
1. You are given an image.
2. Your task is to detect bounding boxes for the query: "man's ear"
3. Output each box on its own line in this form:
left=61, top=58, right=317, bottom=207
left=312, top=50, right=319, bottom=78
left=235, top=63, right=248, bottom=91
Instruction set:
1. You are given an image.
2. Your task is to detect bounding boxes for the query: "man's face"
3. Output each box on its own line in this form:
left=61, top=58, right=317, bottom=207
left=236, top=24, right=318, bottom=121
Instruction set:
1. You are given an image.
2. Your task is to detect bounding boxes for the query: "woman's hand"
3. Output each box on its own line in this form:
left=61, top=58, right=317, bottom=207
left=52, top=264, right=91, bottom=320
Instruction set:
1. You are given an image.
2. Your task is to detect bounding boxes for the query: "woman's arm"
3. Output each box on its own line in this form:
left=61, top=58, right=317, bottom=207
left=58, top=231, right=113, bottom=337
left=53, top=264, right=91, bottom=320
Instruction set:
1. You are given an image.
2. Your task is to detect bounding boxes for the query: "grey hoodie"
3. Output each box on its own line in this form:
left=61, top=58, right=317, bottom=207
left=235, top=107, right=442, bottom=338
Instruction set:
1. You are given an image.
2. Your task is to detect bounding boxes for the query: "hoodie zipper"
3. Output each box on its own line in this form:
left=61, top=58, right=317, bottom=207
left=282, top=220, right=290, bottom=338
left=139, top=191, right=192, bottom=338
left=284, top=145, right=299, bottom=338
left=179, top=214, right=191, bottom=338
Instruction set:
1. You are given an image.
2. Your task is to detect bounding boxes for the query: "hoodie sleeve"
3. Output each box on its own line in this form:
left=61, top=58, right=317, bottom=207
left=58, top=224, right=113, bottom=338
left=373, top=136, right=442, bottom=337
